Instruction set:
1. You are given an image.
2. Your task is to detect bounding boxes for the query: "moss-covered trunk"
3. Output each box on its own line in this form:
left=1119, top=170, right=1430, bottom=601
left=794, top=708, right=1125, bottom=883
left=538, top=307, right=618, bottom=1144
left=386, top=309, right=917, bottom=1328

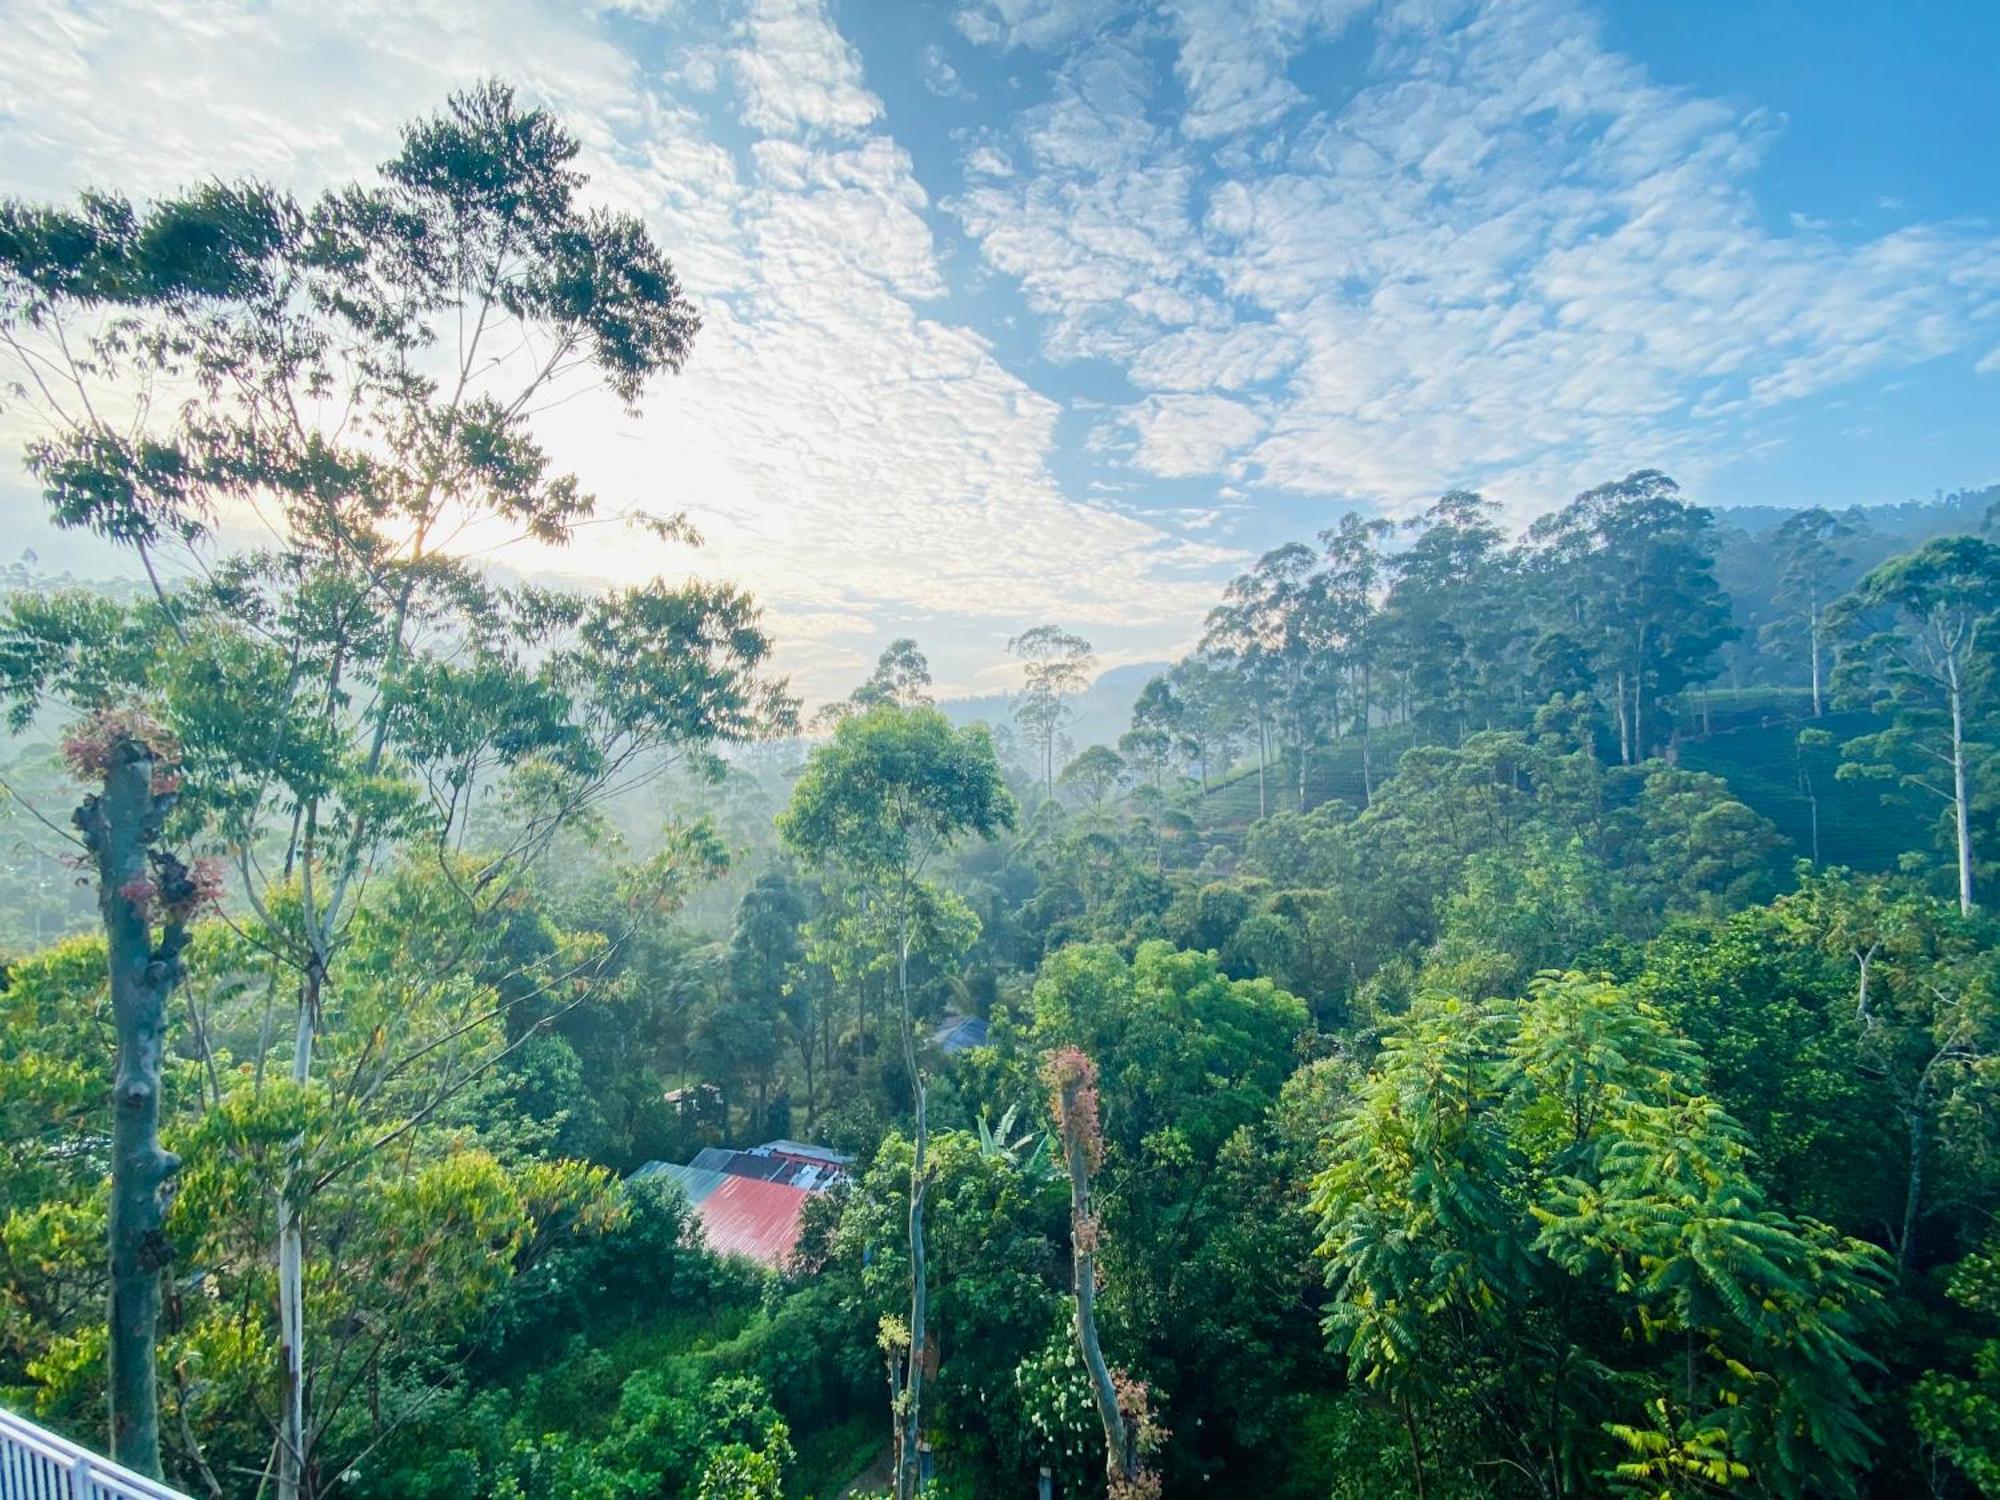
left=77, top=737, right=189, bottom=1479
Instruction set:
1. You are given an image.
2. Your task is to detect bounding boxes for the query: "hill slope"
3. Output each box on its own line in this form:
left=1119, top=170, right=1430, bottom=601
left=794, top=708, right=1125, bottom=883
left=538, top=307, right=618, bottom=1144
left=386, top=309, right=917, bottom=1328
left=1185, top=691, right=1925, bottom=876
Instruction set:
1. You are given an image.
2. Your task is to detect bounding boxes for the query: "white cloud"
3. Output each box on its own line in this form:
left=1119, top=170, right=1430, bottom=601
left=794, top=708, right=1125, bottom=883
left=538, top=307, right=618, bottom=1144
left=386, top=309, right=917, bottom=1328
left=952, top=38, right=1218, bottom=362
left=964, top=144, right=1016, bottom=177
left=953, top=0, right=2000, bottom=522
left=1114, top=395, right=1267, bottom=476
left=729, top=0, right=883, bottom=137
left=921, top=42, right=971, bottom=99
left=1165, top=0, right=1370, bottom=139
left=953, top=0, right=1122, bottom=50
left=8, top=0, right=1994, bottom=701
left=0, top=0, right=1239, bottom=701
left=1128, top=323, right=1304, bottom=389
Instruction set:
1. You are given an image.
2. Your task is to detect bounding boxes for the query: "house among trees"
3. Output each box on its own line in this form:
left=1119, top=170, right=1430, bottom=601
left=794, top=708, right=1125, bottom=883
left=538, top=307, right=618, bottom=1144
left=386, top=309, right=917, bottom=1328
left=630, top=1141, right=854, bottom=1267
left=931, top=1014, right=990, bottom=1054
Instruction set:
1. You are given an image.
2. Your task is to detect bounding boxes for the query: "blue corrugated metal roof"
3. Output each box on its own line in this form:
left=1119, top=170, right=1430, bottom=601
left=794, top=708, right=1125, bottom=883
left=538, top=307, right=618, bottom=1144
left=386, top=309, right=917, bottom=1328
left=931, top=1015, right=989, bottom=1054
left=629, top=1162, right=729, bottom=1206
left=684, top=1146, right=844, bottom=1188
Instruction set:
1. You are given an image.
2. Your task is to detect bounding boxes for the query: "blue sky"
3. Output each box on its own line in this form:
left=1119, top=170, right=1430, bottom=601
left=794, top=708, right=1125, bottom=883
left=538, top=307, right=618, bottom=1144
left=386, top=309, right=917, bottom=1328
left=1, top=0, right=1995, bottom=702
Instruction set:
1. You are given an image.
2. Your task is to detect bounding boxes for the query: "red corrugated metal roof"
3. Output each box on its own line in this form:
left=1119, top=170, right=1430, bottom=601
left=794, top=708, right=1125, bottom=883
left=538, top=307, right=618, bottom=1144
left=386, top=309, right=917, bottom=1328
left=692, top=1174, right=810, bottom=1268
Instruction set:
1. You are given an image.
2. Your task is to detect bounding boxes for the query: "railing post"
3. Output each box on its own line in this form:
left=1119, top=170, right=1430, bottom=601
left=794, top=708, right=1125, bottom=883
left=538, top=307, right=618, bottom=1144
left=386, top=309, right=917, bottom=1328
left=0, top=1405, right=192, bottom=1500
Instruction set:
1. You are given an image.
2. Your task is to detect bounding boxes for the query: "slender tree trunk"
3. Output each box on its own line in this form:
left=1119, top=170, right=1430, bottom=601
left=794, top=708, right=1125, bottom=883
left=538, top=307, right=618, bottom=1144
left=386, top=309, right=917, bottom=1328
left=273, top=603, right=403, bottom=1500
left=1950, top=666, right=1974, bottom=916
left=1400, top=1392, right=1428, bottom=1500
left=1360, top=663, right=1375, bottom=809
left=1809, top=592, right=1824, bottom=717
left=276, top=1195, right=305, bottom=1498
left=1055, top=1068, right=1132, bottom=1493
left=896, top=913, right=927, bottom=1500
left=884, top=1346, right=903, bottom=1495
left=800, top=1029, right=817, bottom=1133
left=80, top=743, right=188, bottom=1480
left=1633, top=665, right=1646, bottom=762
left=1256, top=711, right=1269, bottom=819
left=1613, top=670, right=1631, bottom=765
left=1900, top=1099, right=1927, bottom=1275
left=1636, top=619, right=1653, bottom=762
left=276, top=962, right=320, bottom=1500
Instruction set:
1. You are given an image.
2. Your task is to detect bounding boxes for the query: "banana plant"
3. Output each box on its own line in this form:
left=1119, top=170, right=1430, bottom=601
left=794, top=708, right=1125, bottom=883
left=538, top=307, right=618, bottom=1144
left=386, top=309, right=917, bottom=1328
left=976, top=1103, right=1056, bottom=1180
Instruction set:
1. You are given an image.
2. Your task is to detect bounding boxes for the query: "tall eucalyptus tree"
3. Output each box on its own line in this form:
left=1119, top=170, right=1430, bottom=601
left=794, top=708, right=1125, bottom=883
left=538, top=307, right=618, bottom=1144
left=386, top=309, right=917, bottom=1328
left=781, top=706, right=1013, bottom=1500
left=1833, top=536, right=2000, bottom=915
left=0, top=83, right=789, bottom=1495
left=1767, top=506, right=1860, bottom=716
left=1009, top=626, right=1094, bottom=803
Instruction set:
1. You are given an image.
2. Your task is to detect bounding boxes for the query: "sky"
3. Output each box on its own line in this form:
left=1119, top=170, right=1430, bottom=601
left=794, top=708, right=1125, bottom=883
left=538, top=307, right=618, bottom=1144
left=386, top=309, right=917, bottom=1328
left=0, top=0, right=1996, bottom=704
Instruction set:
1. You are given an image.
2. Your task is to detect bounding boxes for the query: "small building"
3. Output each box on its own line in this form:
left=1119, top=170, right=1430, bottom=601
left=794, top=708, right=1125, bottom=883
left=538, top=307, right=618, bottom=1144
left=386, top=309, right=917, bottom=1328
left=663, top=1082, right=724, bottom=1116
left=931, top=1014, right=990, bottom=1054
left=756, top=1139, right=855, bottom=1171
left=629, top=1139, right=851, bottom=1269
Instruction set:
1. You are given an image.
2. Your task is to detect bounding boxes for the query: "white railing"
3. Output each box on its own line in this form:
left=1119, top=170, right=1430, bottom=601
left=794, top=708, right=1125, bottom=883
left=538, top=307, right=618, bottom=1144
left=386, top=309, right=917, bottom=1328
left=0, top=1407, right=191, bottom=1500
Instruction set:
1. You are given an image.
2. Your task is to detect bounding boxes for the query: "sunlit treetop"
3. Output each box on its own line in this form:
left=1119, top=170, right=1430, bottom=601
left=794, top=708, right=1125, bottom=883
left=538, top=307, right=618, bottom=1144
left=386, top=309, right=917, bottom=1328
left=0, top=79, right=699, bottom=560
left=779, top=704, right=1015, bottom=878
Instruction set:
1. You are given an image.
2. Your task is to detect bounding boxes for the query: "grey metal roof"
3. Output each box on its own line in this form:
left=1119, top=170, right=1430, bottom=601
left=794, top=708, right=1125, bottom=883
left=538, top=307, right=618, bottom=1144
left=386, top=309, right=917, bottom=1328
left=931, top=1015, right=990, bottom=1054
left=755, top=1139, right=856, bottom=1166
left=680, top=1146, right=843, bottom=1188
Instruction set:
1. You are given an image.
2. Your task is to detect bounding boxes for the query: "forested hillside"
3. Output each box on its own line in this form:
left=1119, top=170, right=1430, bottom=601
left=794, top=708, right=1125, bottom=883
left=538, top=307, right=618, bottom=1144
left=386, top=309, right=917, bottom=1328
left=4, top=84, right=2000, bottom=1500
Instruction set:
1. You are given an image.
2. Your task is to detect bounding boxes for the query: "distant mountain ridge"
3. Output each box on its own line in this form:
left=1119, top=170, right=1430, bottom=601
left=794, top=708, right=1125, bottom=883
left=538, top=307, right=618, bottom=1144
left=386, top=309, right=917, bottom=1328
left=937, top=660, right=1170, bottom=754
left=1713, top=484, right=1996, bottom=542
